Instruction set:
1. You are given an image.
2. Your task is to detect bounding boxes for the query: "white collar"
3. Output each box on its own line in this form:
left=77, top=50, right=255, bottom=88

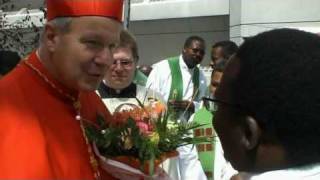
left=247, top=163, right=320, bottom=180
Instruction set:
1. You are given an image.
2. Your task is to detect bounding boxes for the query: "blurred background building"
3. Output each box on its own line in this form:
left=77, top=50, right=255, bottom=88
left=1, top=0, right=320, bottom=66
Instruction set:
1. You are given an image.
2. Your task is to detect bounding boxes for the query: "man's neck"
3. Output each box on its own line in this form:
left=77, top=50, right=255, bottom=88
left=254, top=143, right=289, bottom=172
left=181, top=56, right=195, bottom=70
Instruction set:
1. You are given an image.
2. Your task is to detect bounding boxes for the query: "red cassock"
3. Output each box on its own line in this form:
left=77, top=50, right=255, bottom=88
left=0, top=51, right=117, bottom=179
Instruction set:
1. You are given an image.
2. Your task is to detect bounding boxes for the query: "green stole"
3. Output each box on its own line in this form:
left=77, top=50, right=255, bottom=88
left=133, top=69, right=147, bottom=86
left=168, top=56, right=200, bottom=101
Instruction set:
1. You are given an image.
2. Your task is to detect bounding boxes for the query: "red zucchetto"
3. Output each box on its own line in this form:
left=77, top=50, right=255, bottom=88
left=46, top=0, right=124, bottom=22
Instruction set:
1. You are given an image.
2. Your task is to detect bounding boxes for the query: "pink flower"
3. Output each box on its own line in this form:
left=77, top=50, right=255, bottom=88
left=136, top=121, right=152, bottom=135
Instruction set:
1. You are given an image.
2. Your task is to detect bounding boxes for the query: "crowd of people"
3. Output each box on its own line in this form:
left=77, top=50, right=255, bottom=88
left=1, top=0, right=320, bottom=180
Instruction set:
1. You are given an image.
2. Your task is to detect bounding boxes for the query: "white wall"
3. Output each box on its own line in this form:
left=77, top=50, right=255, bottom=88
left=230, top=0, right=320, bottom=45
left=131, top=0, right=229, bottom=20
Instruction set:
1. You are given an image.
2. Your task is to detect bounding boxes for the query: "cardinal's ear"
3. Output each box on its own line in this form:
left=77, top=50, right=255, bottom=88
left=43, top=23, right=62, bottom=52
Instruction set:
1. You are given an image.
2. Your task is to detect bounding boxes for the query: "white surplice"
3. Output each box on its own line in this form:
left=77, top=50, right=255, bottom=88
left=146, top=55, right=208, bottom=180
left=243, top=163, right=320, bottom=180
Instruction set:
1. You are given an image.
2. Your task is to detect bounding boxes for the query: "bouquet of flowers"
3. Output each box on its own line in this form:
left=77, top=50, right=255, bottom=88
left=85, top=99, right=212, bottom=179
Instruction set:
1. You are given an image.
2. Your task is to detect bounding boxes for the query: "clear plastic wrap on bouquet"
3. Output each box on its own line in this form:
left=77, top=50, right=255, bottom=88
left=99, top=157, right=171, bottom=180
left=94, top=143, right=177, bottom=180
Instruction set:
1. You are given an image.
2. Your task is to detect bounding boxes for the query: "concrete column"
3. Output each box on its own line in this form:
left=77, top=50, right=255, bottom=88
left=229, top=0, right=320, bottom=45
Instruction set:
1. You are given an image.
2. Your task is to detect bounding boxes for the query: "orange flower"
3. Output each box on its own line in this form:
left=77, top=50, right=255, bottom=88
left=153, top=101, right=166, bottom=114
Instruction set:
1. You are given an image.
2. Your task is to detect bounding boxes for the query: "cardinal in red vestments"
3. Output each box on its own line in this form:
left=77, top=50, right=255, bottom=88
left=0, top=0, right=124, bottom=179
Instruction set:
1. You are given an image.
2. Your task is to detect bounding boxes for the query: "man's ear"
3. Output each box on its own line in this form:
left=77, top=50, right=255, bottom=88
left=241, top=116, right=262, bottom=150
left=182, top=48, right=187, bottom=53
left=43, top=23, right=60, bottom=52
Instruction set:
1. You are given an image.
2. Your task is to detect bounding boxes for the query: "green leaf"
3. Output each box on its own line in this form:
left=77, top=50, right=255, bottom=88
left=96, top=113, right=107, bottom=129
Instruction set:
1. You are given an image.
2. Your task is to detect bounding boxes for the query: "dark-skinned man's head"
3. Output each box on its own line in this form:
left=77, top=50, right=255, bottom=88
left=182, top=36, right=206, bottom=69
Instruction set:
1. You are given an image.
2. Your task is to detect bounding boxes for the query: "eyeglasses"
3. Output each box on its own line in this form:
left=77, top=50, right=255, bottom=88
left=202, top=97, right=240, bottom=114
left=112, top=59, right=134, bottom=69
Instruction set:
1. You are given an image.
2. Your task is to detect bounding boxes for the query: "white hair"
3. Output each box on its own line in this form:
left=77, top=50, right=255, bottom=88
left=39, top=17, right=73, bottom=44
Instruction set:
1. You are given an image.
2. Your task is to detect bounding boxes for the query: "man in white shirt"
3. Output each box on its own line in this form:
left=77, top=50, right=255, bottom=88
left=213, top=29, right=320, bottom=180
left=147, top=36, right=208, bottom=180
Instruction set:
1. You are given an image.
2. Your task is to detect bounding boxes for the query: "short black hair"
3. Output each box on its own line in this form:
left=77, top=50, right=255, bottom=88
left=212, top=40, right=238, bottom=60
left=184, top=36, right=205, bottom=49
left=234, top=28, right=320, bottom=166
left=0, top=50, right=21, bottom=75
